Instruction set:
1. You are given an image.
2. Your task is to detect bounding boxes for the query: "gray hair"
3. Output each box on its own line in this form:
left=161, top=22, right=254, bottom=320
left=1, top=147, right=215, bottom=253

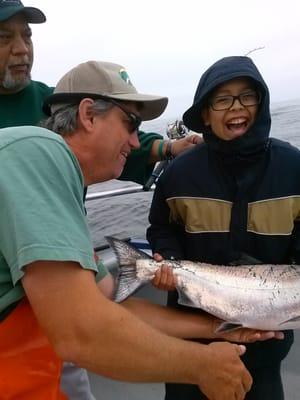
left=41, top=99, right=113, bottom=136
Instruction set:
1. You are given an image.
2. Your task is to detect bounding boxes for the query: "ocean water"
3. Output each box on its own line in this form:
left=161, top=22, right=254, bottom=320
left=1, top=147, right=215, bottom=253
left=86, top=98, right=300, bottom=249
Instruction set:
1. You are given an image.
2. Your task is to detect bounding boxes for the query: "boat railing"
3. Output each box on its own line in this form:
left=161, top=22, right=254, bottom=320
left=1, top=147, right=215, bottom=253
left=85, top=185, right=154, bottom=202
left=86, top=185, right=153, bottom=264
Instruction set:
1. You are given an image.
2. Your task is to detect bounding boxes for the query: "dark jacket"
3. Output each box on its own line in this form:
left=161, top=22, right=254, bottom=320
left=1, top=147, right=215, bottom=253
left=147, top=56, right=298, bottom=369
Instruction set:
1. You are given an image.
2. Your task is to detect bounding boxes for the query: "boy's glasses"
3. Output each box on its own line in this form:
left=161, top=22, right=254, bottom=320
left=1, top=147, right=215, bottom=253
left=210, top=91, right=261, bottom=111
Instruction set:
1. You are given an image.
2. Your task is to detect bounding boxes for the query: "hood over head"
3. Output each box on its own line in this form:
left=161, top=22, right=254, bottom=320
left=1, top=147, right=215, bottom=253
left=183, top=56, right=271, bottom=156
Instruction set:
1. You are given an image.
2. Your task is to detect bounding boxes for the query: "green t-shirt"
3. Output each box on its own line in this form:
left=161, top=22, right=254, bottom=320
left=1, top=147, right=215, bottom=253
left=0, top=126, right=99, bottom=313
left=0, top=81, right=53, bottom=128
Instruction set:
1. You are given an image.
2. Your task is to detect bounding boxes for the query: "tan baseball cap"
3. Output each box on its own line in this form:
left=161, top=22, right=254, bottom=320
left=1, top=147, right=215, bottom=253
left=44, top=61, right=168, bottom=121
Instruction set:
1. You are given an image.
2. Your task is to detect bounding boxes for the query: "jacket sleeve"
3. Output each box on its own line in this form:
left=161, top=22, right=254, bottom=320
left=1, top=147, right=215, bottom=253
left=147, top=174, right=185, bottom=260
left=118, top=130, right=163, bottom=185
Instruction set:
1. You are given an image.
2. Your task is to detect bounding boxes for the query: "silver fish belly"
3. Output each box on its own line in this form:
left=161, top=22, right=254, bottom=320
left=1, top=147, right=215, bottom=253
left=107, top=237, right=300, bottom=331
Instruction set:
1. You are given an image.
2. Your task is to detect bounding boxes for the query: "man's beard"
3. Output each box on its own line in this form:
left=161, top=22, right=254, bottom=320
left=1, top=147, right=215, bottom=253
left=2, top=67, right=31, bottom=92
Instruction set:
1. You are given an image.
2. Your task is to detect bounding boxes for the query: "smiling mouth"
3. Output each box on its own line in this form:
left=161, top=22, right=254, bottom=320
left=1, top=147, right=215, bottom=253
left=226, top=118, right=249, bottom=133
left=120, top=151, right=129, bottom=160
left=9, top=64, right=29, bottom=73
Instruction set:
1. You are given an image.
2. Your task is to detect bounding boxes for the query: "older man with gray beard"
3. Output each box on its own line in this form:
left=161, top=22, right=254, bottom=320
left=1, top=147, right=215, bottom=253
left=0, top=0, right=51, bottom=127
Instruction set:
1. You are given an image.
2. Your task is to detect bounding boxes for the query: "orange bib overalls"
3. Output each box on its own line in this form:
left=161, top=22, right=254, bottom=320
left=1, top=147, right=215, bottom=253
left=0, top=299, right=68, bottom=399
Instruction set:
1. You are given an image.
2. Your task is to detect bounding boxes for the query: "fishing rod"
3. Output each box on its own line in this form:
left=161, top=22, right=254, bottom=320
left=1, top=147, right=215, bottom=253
left=142, top=120, right=189, bottom=191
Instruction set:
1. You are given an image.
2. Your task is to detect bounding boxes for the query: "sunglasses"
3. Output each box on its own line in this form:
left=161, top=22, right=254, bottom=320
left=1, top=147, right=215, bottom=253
left=108, top=99, right=142, bottom=133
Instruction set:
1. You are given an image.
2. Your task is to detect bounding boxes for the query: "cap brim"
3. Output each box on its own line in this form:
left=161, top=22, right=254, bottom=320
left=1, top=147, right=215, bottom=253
left=108, top=93, right=168, bottom=120
left=43, top=92, right=168, bottom=121
left=0, top=6, right=46, bottom=23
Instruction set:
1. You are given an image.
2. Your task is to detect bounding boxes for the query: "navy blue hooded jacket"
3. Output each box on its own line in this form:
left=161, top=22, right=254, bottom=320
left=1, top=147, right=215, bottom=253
left=147, top=56, right=300, bottom=369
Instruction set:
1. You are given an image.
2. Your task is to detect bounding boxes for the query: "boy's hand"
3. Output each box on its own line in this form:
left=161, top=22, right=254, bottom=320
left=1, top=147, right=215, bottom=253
left=151, top=253, right=177, bottom=291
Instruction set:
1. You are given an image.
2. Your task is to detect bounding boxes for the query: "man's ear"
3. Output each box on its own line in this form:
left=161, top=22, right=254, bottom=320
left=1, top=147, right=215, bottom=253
left=77, top=98, right=95, bottom=131
left=201, top=107, right=210, bottom=127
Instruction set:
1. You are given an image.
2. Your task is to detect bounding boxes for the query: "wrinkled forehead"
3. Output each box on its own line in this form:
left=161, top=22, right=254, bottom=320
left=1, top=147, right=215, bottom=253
left=210, top=77, right=256, bottom=97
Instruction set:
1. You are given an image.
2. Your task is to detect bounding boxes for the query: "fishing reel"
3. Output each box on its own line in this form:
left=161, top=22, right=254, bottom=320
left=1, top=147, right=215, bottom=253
left=166, top=120, right=189, bottom=140
left=142, top=120, right=190, bottom=191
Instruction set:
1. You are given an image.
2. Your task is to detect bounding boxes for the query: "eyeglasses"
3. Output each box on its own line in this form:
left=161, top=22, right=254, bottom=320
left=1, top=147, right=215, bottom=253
left=109, top=99, right=142, bottom=133
left=210, top=91, right=261, bottom=111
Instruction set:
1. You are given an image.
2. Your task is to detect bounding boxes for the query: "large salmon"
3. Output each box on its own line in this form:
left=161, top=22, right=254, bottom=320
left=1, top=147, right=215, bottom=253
left=107, top=237, right=300, bottom=332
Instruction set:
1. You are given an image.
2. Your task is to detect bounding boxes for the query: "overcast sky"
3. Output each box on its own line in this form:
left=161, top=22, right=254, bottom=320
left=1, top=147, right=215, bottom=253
left=28, top=0, right=300, bottom=117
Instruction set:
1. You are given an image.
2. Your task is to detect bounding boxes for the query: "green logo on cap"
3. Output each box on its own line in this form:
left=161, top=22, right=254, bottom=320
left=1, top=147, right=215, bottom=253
left=119, top=68, right=133, bottom=86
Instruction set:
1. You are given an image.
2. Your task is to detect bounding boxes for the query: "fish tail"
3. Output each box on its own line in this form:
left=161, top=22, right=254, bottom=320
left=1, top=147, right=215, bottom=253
left=105, top=237, right=151, bottom=302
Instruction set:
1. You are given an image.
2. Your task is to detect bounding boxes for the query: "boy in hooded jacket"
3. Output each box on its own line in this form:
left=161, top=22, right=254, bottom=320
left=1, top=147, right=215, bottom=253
left=147, top=56, right=300, bottom=399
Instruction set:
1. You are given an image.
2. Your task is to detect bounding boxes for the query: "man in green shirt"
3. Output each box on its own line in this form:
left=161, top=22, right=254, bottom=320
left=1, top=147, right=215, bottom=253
left=0, top=3, right=198, bottom=399
left=0, top=1, right=52, bottom=125
left=0, top=3, right=95, bottom=397
left=0, top=2, right=199, bottom=399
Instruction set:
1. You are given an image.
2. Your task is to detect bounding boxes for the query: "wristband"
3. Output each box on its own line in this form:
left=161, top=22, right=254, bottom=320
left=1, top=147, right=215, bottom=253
left=164, top=140, right=174, bottom=160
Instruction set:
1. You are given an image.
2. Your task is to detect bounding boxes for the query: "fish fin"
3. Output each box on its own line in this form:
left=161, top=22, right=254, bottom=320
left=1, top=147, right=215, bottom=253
left=279, top=315, right=300, bottom=325
left=215, top=322, right=244, bottom=333
left=114, top=265, right=146, bottom=303
left=230, top=252, right=263, bottom=266
left=105, top=236, right=152, bottom=266
left=177, top=291, right=197, bottom=308
left=106, top=237, right=151, bottom=303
